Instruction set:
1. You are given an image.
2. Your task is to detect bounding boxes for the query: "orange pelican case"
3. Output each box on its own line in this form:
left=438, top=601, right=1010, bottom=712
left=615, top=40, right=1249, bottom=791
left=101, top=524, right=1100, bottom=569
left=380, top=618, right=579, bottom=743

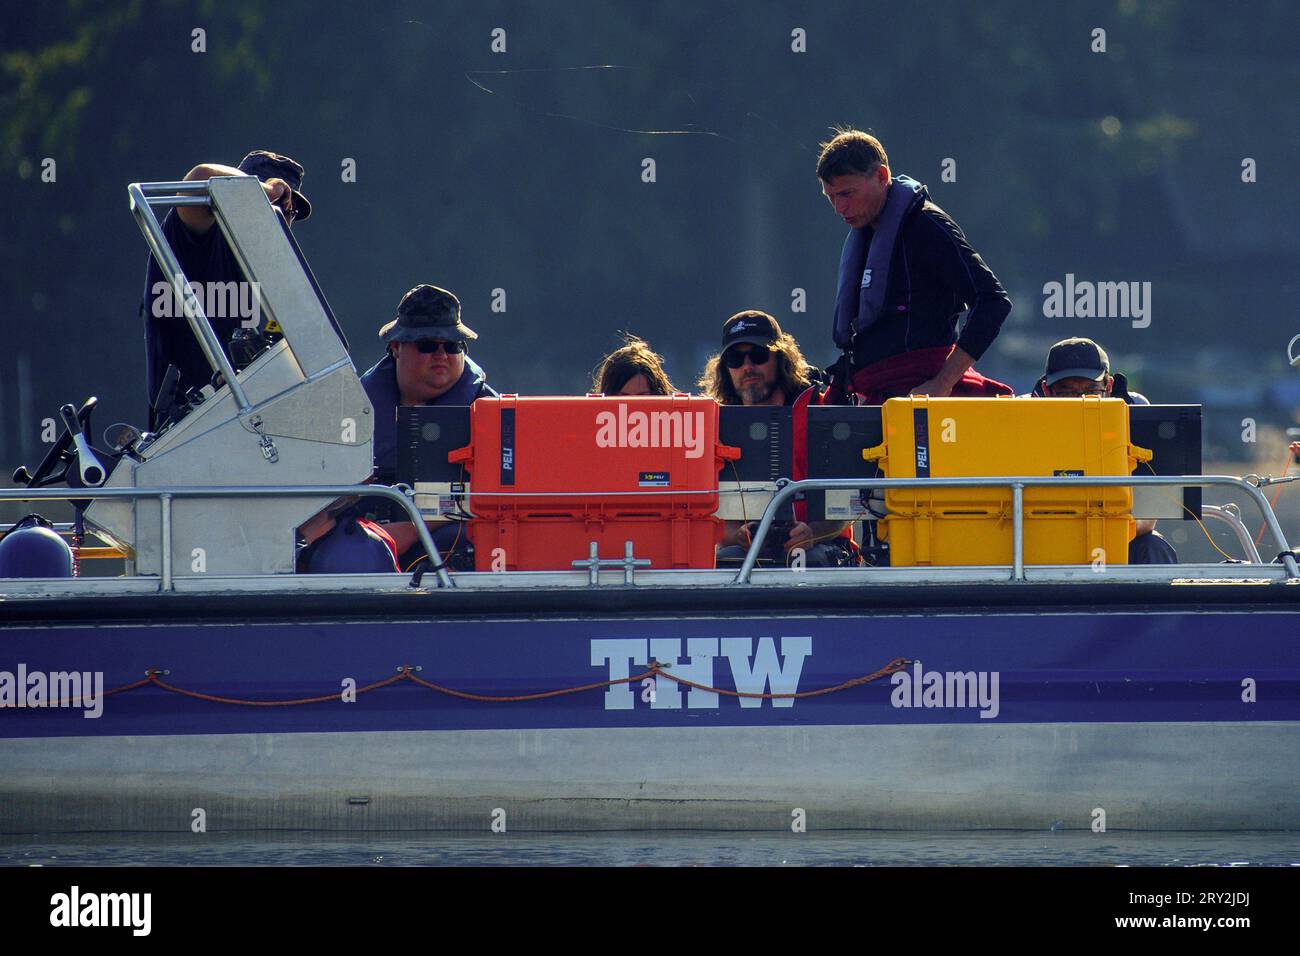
left=866, top=396, right=1151, bottom=567
left=448, top=395, right=737, bottom=571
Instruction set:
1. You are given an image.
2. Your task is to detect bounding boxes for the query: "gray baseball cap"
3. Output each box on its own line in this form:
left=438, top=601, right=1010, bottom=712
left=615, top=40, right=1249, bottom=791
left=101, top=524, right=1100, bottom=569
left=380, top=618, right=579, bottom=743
left=1044, top=337, right=1109, bottom=386
left=379, top=285, right=478, bottom=343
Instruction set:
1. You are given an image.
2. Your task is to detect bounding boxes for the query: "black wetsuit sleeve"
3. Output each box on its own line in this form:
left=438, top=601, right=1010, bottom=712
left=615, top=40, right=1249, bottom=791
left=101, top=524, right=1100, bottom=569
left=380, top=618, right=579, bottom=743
left=921, top=208, right=1011, bottom=362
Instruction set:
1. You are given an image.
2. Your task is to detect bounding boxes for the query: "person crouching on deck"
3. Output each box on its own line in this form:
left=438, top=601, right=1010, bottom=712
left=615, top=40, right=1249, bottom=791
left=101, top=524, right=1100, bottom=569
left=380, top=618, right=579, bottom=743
left=1029, top=337, right=1177, bottom=565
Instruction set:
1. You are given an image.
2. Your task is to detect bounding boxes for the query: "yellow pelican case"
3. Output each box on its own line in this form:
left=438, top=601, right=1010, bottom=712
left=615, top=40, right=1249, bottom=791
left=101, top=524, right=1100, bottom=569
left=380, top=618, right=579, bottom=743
left=864, top=396, right=1151, bottom=567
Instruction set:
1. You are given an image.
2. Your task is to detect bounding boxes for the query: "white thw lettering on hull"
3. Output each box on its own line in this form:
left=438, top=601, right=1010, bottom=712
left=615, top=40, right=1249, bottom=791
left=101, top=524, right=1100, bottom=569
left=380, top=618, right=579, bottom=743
left=590, top=637, right=812, bottom=710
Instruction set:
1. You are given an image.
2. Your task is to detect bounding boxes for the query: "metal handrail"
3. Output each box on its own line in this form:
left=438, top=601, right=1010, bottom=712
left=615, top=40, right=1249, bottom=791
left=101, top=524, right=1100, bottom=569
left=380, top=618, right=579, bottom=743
left=4, top=475, right=1292, bottom=590
left=128, top=178, right=250, bottom=412
left=733, top=474, right=1299, bottom=584
left=1200, top=504, right=1263, bottom=563
left=0, top=484, right=452, bottom=590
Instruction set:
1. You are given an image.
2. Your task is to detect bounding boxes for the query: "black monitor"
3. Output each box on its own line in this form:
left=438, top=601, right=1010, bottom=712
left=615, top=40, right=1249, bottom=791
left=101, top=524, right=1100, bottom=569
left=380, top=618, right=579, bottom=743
left=394, top=406, right=473, bottom=519
left=716, top=406, right=792, bottom=522
left=1128, top=405, right=1202, bottom=520
left=717, top=406, right=791, bottom=481
left=803, top=405, right=883, bottom=522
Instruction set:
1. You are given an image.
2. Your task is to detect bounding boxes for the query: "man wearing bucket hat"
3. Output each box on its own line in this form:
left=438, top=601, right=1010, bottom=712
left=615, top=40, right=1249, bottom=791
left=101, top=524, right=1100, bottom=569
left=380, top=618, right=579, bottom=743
left=355, top=285, right=498, bottom=569
left=360, top=284, right=498, bottom=483
left=141, top=150, right=313, bottom=426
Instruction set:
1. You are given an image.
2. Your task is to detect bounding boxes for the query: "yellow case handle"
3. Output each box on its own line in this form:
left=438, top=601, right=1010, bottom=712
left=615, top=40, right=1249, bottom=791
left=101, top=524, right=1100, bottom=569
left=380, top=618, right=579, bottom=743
left=862, top=442, right=888, bottom=463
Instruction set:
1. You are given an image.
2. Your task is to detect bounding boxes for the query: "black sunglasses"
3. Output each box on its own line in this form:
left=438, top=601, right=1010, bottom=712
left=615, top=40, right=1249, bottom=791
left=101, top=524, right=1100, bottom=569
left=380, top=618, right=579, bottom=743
left=723, top=345, right=772, bottom=369
left=414, top=339, right=465, bottom=355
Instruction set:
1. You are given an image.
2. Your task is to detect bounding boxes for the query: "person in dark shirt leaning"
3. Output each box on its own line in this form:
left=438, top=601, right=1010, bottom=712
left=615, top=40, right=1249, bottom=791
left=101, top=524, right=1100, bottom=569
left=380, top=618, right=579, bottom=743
left=1030, top=337, right=1176, bottom=565
left=141, top=150, right=310, bottom=427
left=818, top=128, right=1013, bottom=403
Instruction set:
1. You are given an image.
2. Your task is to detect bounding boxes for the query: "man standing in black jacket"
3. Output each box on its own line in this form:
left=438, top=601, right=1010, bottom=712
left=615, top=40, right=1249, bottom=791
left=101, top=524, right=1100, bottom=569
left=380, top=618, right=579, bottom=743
left=818, top=128, right=1013, bottom=402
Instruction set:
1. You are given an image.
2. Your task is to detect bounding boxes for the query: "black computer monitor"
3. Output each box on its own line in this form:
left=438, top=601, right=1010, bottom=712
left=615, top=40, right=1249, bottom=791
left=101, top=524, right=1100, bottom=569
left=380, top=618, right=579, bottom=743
left=717, top=406, right=791, bottom=481
left=1128, top=405, right=1202, bottom=519
left=803, top=405, right=883, bottom=522
left=716, top=406, right=792, bottom=523
left=396, top=406, right=471, bottom=483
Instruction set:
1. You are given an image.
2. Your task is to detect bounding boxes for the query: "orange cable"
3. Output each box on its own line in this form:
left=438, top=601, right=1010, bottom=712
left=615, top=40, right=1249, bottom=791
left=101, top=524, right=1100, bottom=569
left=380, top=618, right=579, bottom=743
left=31, top=659, right=912, bottom=710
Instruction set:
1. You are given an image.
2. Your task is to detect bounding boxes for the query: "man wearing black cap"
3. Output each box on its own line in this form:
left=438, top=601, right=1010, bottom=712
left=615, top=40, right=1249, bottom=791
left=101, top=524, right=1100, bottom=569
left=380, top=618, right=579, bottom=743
left=1030, top=337, right=1174, bottom=564
left=700, top=312, right=857, bottom=566
left=697, top=311, right=818, bottom=408
left=141, top=150, right=312, bottom=426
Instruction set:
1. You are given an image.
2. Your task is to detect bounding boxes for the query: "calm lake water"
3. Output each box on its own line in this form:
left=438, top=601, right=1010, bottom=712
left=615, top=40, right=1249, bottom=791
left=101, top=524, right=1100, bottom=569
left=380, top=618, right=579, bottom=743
left=3, top=830, right=1297, bottom=866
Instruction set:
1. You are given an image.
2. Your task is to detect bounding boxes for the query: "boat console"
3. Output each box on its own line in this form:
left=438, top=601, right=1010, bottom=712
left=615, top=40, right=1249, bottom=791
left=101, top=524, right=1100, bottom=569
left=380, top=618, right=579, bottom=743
left=14, top=176, right=378, bottom=576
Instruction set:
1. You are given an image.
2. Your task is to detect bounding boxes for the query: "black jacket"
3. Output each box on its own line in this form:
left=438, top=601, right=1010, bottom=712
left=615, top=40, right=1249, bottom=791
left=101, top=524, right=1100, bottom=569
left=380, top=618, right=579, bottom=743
left=850, top=201, right=1011, bottom=369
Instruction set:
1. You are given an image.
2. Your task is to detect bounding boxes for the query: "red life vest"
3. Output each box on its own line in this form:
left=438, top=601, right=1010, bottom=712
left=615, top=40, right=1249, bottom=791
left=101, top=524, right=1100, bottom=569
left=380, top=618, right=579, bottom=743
left=830, top=344, right=1013, bottom=405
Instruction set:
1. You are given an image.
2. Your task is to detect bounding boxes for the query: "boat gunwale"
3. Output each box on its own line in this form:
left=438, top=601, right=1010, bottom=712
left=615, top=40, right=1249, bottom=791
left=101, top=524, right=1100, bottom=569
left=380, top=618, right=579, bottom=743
left=2, top=566, right=1298, bottom=626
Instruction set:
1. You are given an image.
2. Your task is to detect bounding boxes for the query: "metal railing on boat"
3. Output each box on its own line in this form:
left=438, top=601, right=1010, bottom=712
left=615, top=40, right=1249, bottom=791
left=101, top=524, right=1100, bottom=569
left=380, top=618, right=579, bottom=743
left=0, top=484, right=452, bottom=590
left=1, top=472, right=1295, bottom=589
left=733, top=473, right=1298, bottom=584
left=1199, top=504, right=1262, bottom=563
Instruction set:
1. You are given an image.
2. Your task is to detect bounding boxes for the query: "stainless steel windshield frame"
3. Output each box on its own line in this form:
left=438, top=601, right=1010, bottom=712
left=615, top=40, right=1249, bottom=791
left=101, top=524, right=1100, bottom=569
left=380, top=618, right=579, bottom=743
left=128, top=179, right=251, bottom=412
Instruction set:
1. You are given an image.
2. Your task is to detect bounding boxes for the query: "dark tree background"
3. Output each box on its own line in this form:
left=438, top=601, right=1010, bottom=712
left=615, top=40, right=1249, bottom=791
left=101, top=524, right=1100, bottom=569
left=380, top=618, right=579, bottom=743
left=3, top=0, right=1297, bottom=481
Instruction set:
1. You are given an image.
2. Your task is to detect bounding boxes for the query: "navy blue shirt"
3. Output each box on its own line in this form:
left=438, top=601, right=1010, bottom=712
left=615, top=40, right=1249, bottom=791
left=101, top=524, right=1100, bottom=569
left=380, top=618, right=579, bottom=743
left=359, top=352, right=498, bottom=484
left=141, top=210, right=247, bottom=415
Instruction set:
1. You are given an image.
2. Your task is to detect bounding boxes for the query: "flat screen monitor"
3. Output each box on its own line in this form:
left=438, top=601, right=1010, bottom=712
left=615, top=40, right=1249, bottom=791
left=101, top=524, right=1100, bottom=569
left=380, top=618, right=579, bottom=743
left=1128, top=405, right=1202, bottom=520
left=717, top=406, right=791, bottom=521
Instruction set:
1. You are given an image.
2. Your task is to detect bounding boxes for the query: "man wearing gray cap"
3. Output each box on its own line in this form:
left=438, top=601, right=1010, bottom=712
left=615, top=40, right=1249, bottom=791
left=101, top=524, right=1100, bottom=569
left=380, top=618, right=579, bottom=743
left=1032, top=337, right=1149, bottom=404
left=1030, top=337, right=1173, bottom=564
left=360, top=284, right=498, bottom=485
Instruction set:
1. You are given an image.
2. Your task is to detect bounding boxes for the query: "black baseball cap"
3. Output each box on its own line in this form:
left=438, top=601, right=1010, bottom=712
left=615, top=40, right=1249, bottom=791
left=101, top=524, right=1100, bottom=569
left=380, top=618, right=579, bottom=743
left=1044, top=337, right=1109, bottom=386
left=237, top=150, right=312, bottom=221
left=379, top=285, right=479, bottom=343
left=722, top=310, right=782, bottom=352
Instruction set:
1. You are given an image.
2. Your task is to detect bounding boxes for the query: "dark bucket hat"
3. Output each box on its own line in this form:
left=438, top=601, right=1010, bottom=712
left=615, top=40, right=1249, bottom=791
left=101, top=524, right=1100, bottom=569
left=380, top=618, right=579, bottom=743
left=379, top=285, right=479, bottom=343
left=238, top=150, right=311, bottom=222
